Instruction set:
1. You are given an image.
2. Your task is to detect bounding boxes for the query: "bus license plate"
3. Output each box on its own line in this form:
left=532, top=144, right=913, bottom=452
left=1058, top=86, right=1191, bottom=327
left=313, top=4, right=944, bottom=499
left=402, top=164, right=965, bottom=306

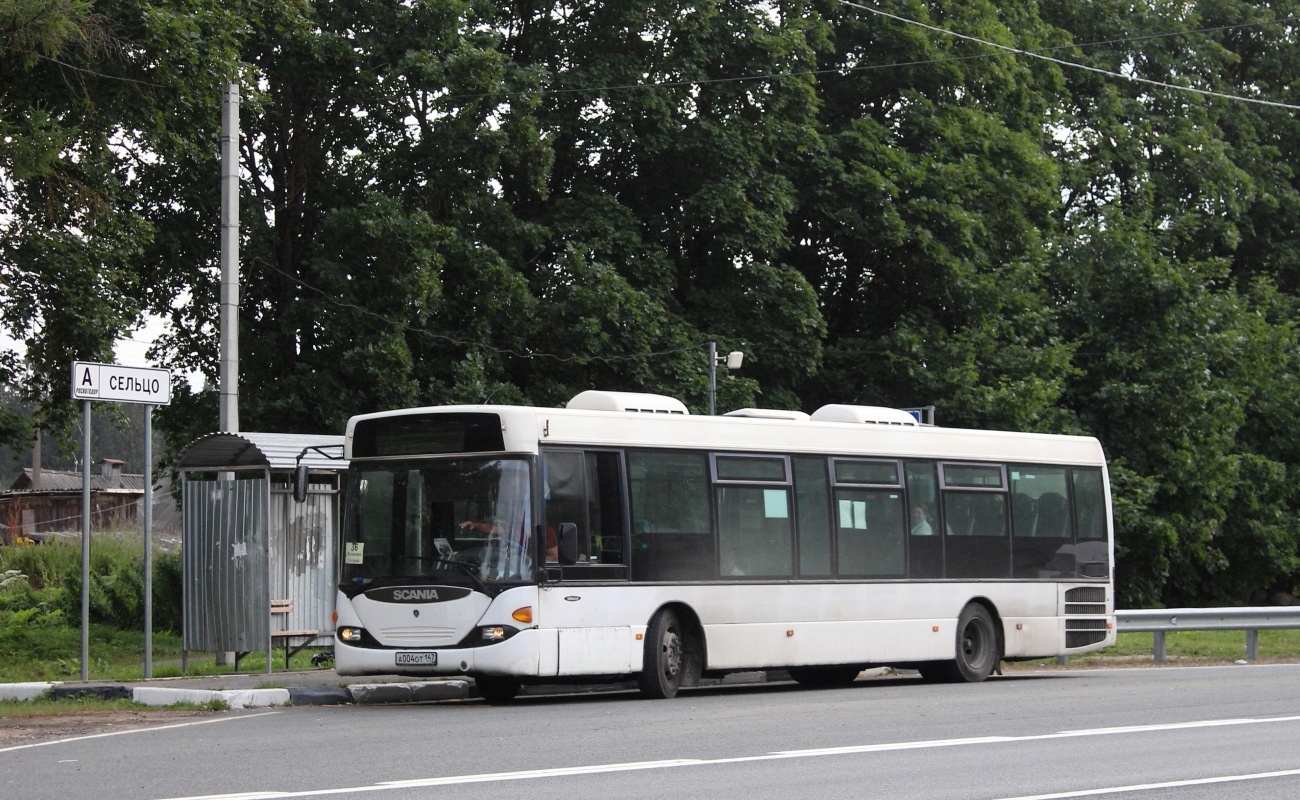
left=395, top=651, right=437, bottom=666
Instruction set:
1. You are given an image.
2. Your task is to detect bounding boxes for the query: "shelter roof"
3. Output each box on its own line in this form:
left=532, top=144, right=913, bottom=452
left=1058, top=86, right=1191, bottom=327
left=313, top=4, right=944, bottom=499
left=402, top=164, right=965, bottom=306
left=172, top=432, right=347, bottom=472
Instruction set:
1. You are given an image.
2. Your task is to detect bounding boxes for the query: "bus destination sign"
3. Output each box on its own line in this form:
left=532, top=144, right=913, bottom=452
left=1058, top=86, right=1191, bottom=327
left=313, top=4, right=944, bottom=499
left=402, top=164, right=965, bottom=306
left=72, top=361, right=172, bottom=406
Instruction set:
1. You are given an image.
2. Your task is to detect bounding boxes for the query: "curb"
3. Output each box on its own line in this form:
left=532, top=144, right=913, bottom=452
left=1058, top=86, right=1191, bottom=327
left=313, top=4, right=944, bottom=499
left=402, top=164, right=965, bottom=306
left=132, top=687, right=292, bottom=709
left=0, top=682, right=57, bottom=702
left=0, top=669, right=788, bottom=707
left=0, top=679, right=471, bottom=707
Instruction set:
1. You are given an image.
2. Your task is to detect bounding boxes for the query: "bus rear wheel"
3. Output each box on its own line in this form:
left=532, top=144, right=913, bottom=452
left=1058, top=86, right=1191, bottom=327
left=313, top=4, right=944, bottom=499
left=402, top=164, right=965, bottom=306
left=921, top=603, right=999, bottom=683
left=788, top=666, right=863, bottom=687
left=638, top=608, right=685, bottom=699
left=475, top=674, right=521, bottom=704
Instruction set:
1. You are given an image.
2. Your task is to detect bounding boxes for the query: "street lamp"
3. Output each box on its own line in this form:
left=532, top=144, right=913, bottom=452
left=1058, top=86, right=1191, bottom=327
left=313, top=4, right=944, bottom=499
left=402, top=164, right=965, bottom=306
left=707, top=342, right=744, bottom=415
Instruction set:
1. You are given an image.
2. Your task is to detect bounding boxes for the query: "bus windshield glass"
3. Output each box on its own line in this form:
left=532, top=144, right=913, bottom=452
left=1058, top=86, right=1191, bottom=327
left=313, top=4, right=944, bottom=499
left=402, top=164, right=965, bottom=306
left=342, top=457, right=535, bottom=586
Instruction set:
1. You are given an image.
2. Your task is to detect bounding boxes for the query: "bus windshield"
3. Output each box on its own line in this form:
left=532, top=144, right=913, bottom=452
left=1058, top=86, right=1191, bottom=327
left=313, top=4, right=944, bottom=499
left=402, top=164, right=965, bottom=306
left=342, top=457, right=535, bottom=586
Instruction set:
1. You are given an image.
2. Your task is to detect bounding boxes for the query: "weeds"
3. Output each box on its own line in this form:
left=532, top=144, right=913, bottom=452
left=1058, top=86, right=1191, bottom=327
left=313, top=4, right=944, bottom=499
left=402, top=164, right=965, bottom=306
left=0, top=695, right=228, bottom=718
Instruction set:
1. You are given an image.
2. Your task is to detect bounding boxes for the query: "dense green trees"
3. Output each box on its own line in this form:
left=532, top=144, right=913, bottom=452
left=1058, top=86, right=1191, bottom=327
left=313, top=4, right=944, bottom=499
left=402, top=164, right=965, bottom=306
left=4, top=0, right=1300, bottom=607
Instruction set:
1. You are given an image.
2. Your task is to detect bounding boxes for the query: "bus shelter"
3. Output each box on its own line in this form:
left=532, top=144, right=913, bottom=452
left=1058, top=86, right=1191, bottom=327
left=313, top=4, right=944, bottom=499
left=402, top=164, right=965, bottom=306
left=173, top=432, right=346, bottom=672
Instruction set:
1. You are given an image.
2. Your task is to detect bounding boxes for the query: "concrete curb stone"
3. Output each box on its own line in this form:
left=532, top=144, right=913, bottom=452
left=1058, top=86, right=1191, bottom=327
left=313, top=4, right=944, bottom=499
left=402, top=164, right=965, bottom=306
left=131, top=686, right=291, bottom=709
left=287, top=686, right=353, bottom=706
left=410, top=680, right=470, bottom=702
left=347, top=682, right=414, bottom=704
left=0, top=682, right=58, bottom=702
left=49, top=684, right=132, bottom=701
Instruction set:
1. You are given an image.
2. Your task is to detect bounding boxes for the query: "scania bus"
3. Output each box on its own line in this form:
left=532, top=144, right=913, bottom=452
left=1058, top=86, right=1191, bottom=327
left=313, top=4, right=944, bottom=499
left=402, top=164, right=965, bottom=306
left=314, top=390, right=1114, bottom=701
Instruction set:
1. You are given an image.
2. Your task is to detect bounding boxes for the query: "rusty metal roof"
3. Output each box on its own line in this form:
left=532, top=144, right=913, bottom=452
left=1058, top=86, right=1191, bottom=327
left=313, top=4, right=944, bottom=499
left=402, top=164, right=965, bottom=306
left=7, top=469, right=146, bottom=494
left=172, top=432, right=347, bottom=472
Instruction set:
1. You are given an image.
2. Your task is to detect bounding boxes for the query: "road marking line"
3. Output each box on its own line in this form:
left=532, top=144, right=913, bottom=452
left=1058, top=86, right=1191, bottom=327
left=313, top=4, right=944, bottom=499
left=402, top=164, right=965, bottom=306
left=154, top=714, right=1300, bottom=800
left=760, top=715, right=1300, bottom=758
left=0, top=711, right=282, bottom=754
left=989, top=768, right=1300, bottom=799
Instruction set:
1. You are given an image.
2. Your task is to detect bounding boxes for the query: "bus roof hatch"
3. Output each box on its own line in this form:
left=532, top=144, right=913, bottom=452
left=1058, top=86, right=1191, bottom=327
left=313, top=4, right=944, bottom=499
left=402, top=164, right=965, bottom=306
left=567, top=390, right=689, bottom=415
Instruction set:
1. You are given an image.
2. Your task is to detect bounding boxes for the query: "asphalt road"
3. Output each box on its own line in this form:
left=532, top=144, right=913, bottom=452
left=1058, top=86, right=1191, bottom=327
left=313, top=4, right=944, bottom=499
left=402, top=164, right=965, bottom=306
left=5, top=664, right=1300, bottom=800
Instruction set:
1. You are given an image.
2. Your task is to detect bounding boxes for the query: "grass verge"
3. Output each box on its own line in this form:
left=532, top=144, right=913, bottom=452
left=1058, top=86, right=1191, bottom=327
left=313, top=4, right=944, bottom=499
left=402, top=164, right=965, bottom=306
left=1008, top=628, right=1300, bottom=668
left=0, top=622, right=329, bottom=682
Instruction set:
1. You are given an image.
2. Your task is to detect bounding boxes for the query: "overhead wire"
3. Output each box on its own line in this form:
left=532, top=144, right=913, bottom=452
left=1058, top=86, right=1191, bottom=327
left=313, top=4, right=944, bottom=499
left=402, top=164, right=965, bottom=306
left=425, top=12, right=1300, bottom=105
left=834, top=0, right=1300, bottom=111
left=251, top=256, right=708, bottom=365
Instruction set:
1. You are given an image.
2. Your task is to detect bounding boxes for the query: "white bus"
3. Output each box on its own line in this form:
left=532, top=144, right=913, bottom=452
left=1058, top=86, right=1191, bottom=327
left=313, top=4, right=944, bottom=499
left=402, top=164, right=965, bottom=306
left=321, top=390, right=1115, bottom=701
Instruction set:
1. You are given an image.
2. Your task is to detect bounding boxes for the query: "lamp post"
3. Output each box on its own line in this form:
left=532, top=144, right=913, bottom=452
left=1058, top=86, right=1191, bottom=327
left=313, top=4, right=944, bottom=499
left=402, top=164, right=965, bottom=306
left=707, top=342, right=744, bottom=415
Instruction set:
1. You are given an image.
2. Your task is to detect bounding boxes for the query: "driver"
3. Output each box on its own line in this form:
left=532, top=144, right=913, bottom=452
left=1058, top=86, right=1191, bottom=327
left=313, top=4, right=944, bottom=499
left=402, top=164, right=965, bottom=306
left=459, top=519, right=501, bottom=534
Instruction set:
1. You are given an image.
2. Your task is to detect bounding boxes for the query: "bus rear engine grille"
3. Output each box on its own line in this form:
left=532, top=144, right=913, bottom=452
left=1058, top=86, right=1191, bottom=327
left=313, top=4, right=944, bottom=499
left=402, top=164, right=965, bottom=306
left=1065, top=618, right=1109, bottom=648
left=1064, top=586, right=1107, bottom=604
left=1065, top=603, right=1108, bottom=615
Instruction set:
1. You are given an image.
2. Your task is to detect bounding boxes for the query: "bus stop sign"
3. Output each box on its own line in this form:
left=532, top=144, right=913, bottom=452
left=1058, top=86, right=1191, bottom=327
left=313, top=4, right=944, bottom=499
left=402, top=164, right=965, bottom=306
left=72, top=361, right=172, bottom=406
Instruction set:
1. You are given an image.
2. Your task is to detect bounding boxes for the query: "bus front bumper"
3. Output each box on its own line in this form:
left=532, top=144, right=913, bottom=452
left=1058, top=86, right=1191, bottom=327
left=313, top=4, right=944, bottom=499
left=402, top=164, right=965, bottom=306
left=334, top=629, right=543, bottom=677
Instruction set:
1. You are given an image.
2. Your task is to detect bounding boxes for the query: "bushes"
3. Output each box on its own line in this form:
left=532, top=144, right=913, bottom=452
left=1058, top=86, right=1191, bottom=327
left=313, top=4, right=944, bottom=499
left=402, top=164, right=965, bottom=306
left=0, top=538, right=182, bottom=635
left=0, top=538, right=79, bottom=590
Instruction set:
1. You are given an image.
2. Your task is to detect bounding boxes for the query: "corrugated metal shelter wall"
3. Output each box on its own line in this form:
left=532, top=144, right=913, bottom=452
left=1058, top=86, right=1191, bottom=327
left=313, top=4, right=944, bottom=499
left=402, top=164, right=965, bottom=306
left=182, top=477, right=269, bottom=652
left=268, top=477, right=337, bottom=643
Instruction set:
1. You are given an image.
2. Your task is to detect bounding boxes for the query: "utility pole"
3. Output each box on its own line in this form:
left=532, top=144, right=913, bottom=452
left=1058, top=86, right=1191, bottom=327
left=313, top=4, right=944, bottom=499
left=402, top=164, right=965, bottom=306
left=217, top=82, right=240, bottom=667
left=219, top=82, right=240, bottom=434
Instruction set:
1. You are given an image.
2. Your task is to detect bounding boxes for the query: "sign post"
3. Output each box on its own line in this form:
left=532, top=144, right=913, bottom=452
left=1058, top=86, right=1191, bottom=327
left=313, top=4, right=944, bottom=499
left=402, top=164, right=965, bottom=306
left=71, top=362, right=171, bottom=680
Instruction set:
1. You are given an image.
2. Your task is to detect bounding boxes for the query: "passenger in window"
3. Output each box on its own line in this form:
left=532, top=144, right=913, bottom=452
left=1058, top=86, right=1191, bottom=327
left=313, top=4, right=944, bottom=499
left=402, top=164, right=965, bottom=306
left=910, top=505, right=934, bottom=536
left=721, top=547, right=745, bottom=576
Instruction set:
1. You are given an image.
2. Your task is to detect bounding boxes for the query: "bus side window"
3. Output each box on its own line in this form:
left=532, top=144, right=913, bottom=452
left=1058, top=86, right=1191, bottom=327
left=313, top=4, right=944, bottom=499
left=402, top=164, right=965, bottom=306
left=905, top=461, right=941, bottom=579
left=628, top=450, right=713, bottom=581
left=793, top=457, right=832, bottom=576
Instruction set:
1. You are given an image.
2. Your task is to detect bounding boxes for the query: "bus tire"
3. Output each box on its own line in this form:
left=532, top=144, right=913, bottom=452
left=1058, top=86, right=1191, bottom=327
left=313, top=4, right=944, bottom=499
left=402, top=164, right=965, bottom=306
left=638, top=608, right=685, bottom=699
left=475, top=674, right=521, bottom=704
left=788, top=666, right=863, bottom=687
left=922, top=603, right=999, bottom=683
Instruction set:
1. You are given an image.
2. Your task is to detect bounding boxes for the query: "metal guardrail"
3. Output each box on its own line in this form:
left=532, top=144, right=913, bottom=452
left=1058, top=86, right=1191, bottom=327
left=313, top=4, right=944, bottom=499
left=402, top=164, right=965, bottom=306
left=1115, top=607, right=1300, bottom=661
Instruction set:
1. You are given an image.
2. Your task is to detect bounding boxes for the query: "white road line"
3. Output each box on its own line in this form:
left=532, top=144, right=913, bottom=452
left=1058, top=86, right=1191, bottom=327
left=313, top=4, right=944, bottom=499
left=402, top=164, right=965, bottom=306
left=0, top=711, right=282, bottom=754
left=989, top=768, right=1300, bottom=799
left=156, top=714, right=1300, bottom=800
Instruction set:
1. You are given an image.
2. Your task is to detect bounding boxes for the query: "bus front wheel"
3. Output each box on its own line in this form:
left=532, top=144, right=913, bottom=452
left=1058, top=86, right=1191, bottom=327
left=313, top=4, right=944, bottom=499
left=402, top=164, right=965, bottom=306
left=921, top=603, right=999, bottom=683
left=638, top=608, right=685, bottom=699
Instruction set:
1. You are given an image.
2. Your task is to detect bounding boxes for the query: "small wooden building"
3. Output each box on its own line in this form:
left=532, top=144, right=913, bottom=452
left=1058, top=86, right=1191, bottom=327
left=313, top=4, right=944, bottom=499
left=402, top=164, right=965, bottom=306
left=0, top=459, right=145, bottom=545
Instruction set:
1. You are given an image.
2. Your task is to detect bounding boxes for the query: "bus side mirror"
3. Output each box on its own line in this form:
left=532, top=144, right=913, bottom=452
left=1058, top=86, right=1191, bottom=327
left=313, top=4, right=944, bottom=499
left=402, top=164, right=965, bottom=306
left=557, top=522, right=578, bottom=565
left=292, top=463, right=309, bottom=503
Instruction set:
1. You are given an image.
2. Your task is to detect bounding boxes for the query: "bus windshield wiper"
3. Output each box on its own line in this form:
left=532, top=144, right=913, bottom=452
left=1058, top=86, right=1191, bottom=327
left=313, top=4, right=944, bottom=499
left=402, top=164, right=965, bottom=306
left=436, top=556, right=498, bottom=597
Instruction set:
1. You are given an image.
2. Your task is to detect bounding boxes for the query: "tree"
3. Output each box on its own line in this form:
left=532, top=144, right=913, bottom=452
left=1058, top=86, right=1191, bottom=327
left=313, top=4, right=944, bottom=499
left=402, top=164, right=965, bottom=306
left=788, top=1, right=1075, bottom=430
left=1, top=0, right=245, bottom=454
left=1043, top=0, right=1300, bottom=605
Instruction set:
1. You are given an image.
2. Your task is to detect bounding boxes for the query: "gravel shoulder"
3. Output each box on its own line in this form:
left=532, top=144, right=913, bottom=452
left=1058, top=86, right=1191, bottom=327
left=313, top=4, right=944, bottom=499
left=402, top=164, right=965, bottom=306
left=0, top=709, right=216, bottom=749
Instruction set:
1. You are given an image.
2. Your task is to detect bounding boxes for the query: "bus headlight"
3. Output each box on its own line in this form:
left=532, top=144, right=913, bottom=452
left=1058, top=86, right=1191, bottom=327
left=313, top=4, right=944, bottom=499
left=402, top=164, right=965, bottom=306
left=338, top=626, right=364, bottom=643
left=478, top=625, right=518, bottom=642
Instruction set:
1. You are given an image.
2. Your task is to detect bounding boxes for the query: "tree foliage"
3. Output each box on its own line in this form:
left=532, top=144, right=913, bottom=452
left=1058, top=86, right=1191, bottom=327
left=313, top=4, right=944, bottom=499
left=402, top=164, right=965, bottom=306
left=4, top=0, right=1300, bottom=606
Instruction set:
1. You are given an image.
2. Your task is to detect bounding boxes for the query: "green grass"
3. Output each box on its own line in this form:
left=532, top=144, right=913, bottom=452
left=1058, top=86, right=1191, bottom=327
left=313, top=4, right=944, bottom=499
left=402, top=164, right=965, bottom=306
left=1010, top=628, right=1300, bottom=668
left=0, top=622, right=329, bottom=683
